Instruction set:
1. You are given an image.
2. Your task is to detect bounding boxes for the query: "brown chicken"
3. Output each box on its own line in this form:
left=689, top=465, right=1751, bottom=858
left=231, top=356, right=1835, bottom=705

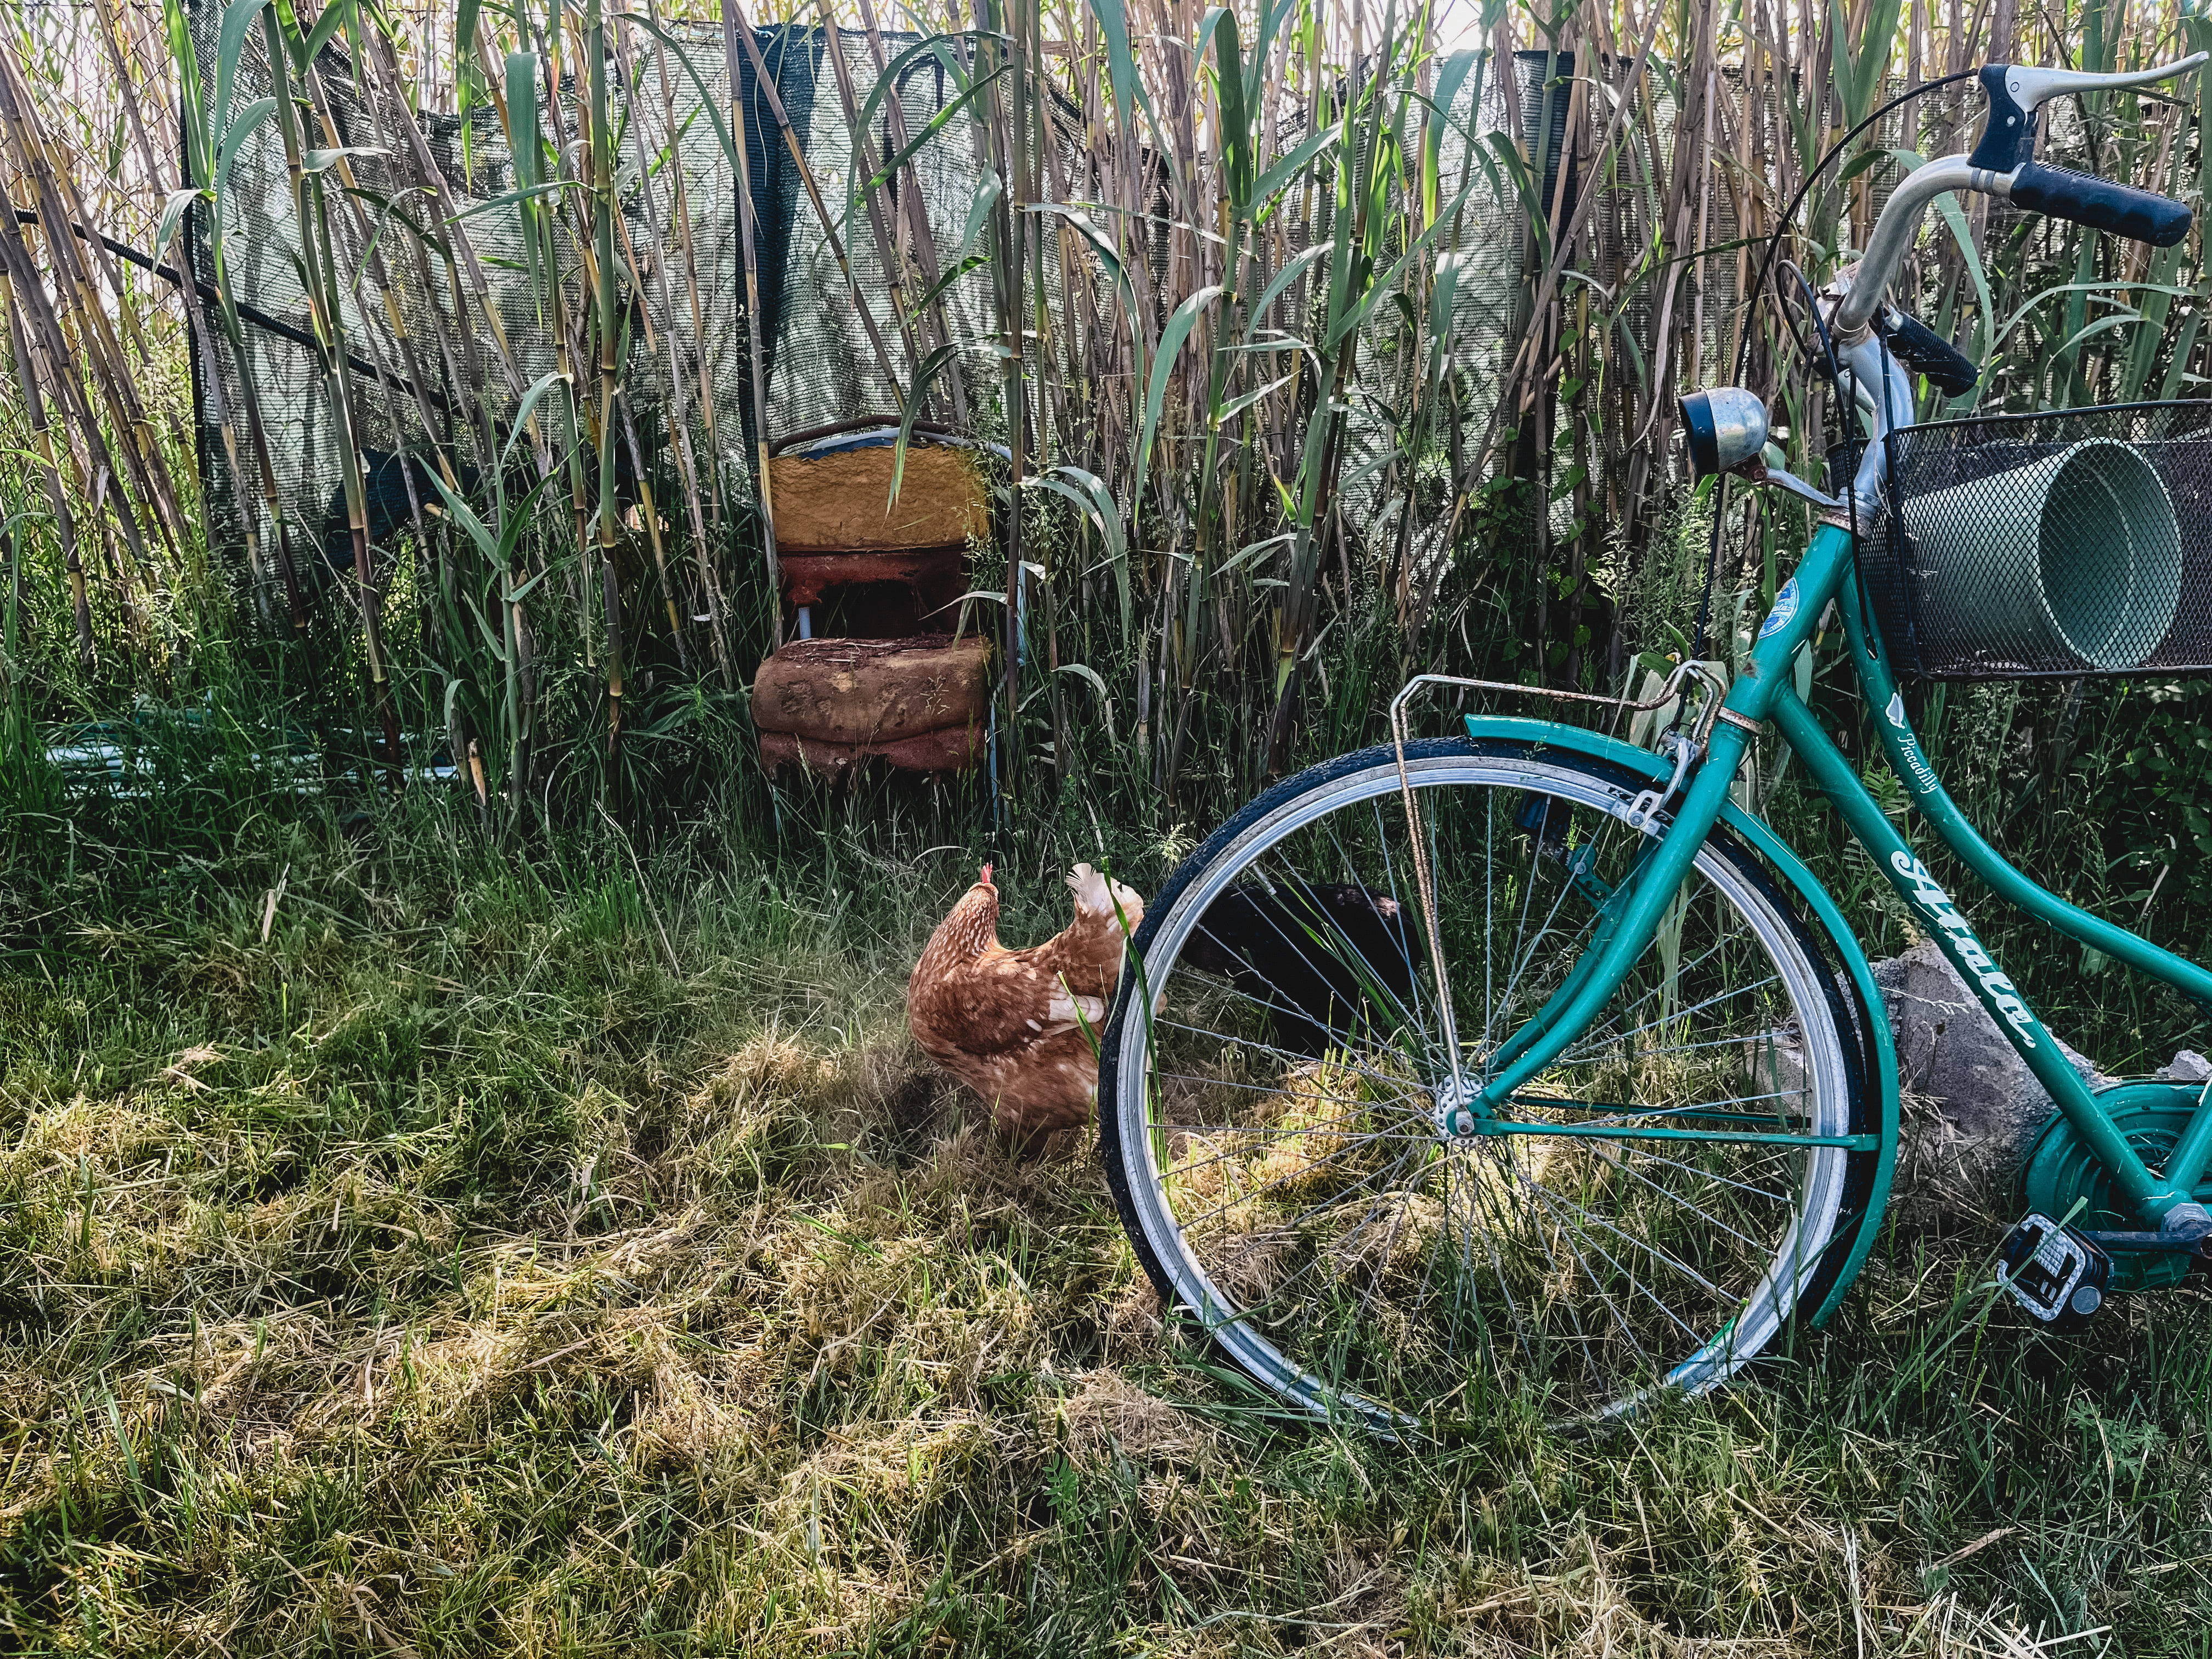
left=907, top=862, right=1146, bottom=1136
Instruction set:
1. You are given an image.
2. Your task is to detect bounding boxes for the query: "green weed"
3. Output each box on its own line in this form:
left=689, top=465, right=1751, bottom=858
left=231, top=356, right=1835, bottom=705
left=1, top=822, right=2207, bottom=1654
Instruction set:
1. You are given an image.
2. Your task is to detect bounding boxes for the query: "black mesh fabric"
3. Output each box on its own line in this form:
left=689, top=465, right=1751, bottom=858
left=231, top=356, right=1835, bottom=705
left=185, top=7, right=754, bottom=568
left=181, top=14, right=1098, bottom=561
left=1864, top=402, right=2212, bottom=679
left=180, top=10, right=1638, bottom=601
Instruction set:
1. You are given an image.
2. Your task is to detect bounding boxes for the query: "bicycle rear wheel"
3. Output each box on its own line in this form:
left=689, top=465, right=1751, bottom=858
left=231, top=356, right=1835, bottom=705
left=1100, top=738, right=1879, bottom=1431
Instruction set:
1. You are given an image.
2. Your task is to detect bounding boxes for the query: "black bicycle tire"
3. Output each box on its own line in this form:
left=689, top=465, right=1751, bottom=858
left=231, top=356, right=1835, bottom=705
left=1097, top=735, right=1883, bottom=1427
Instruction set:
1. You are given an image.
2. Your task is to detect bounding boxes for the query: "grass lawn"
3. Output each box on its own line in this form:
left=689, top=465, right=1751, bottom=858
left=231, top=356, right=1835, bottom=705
left=0, top=809, right=2207, bottom=1655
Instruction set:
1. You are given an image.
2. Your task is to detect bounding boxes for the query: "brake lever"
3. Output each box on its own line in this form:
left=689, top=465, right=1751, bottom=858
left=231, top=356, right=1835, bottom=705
left=1971, top=52, right=2207, bottom=171
left=2003, top=52, right=2207, bottom=114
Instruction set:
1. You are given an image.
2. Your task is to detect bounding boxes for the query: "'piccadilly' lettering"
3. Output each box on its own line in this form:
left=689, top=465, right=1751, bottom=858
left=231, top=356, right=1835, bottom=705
left=1888, top=851, right=2038, bottom=1046
left=1884, top=693, right=1941, bottom=793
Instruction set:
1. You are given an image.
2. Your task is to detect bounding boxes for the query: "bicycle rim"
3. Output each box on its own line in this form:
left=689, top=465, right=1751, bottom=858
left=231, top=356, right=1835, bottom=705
left=1101, top=740, right=1869, bottom=1432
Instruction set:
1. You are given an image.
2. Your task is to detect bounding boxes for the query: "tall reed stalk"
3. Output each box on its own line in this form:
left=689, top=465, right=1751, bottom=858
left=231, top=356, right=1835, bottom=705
left=0, top=0, right=2203, bottom=832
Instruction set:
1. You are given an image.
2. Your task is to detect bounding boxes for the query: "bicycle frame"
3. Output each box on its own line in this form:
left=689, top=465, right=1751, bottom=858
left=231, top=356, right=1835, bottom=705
left=1446, top=517, right=2212, bottom=1231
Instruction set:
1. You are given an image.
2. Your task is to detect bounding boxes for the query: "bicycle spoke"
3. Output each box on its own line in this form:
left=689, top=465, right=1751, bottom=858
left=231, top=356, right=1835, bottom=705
left=1157, top=1114, right=1435, bottom=1185
left=1225, top=1154, right=1428, bottom=1314
left=1110, top=746, right=1870, bottom=1429
left=1369, top=797, right=1441, bottom=1052
left=1521, top=1178, right=1662, bottom=1372
left=1615, top=1140, right=1796, bottom=1207
left=1517, top=1167, right=1731, bottom=1301
left=1561, top=972, right=1784, bottom=1063
left=1585, top=1148, right=1789, bottom=1254
left=1153, top=1016, right=1419, bottom=1096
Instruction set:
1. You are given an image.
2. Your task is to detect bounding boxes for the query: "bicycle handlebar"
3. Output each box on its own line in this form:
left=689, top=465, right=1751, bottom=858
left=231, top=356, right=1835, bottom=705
left=1831, top=156, right=1983, bottom=335
left=1881, top=309, right=1979, bottom=396
left=1831, top=51, right=2205, bottom=340
left=2008, top=160, right=2194, bottom=245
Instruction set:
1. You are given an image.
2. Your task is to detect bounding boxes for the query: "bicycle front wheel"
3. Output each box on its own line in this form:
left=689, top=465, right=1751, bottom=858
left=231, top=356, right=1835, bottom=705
left=1099, top=737, right=1877, bottom=1431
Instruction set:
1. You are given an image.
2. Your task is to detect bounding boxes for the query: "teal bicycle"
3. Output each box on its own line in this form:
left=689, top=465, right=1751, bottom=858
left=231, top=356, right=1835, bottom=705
left=1099, top=53, right=2212, bottom=1431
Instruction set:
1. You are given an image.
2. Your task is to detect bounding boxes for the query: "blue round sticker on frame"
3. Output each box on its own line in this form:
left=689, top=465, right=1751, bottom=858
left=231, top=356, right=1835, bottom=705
left=1758, top=577, right=1801, bottom=641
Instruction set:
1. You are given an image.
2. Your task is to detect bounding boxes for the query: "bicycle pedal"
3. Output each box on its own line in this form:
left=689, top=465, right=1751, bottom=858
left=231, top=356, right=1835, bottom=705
left=1997, top=1213, right=2111, bottom=1329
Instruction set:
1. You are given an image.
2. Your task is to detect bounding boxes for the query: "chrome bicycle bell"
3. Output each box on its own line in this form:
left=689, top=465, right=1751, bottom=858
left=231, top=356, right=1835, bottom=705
left=1679, top=387, right=1769, bottom=481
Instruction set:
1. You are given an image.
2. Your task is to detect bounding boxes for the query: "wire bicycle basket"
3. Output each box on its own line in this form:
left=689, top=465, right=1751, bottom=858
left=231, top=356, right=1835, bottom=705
left=1857, top=400, right=2212, bottom=679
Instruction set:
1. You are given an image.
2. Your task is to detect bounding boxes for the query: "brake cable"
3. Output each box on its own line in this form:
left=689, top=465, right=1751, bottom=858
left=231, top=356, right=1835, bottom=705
left=1781, top=261, right=1878, bottom=650
left=1689, top=68, right=1977, bottom=663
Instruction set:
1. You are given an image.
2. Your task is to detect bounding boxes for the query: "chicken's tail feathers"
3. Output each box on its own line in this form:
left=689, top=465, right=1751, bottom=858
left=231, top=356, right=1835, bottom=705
left=1110, top=881, right=1145, bottom=929
left=1066, top=862, right=1144, bottom=929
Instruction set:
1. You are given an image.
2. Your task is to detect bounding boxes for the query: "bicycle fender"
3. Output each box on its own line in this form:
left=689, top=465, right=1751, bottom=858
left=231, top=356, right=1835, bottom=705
left=1463, top=714, right=1900, bottom=1328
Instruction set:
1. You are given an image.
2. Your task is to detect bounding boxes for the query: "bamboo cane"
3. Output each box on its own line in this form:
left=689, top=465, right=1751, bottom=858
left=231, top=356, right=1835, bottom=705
left=611, top=13, right=713, bottom=674
left=813, top=5, right=924, bottom=383
left=0, top=257, right=89, bottom=672
left=853, top=0, right=968, bottom=426
left=639, top=0, right=732, bottom=538
left=0, top=36, right=183, bottom=572
left=588, top=0, right=627, bottom=787
left=721, top=0, right=782, bottom=648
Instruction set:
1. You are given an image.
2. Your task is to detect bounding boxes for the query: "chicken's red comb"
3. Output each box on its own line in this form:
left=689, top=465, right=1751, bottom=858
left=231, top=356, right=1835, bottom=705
left=979, top=862, right=994, bottom=885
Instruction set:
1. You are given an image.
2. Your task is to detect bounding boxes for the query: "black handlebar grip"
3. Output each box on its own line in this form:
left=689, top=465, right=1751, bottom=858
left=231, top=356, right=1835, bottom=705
left=1880, top=312, right=1979, bottom=397
left=2010, top=160, right=2193, bottom=246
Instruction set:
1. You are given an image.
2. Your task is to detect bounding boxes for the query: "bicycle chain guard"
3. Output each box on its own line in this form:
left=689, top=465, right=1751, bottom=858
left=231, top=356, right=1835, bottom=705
left=2022, top=1082, right=2212, bottom=1292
